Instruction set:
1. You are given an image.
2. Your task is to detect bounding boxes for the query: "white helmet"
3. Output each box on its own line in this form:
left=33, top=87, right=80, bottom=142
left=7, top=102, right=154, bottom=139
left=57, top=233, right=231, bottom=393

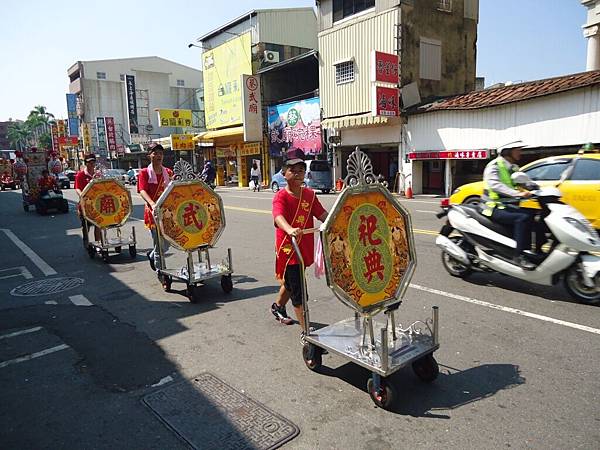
left=497, top=140, right=526, bottom=156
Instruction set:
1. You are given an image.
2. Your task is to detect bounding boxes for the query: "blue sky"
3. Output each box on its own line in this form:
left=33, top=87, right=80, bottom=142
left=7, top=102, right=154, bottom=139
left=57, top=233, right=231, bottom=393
left=0, top=0, right=588, bottom=122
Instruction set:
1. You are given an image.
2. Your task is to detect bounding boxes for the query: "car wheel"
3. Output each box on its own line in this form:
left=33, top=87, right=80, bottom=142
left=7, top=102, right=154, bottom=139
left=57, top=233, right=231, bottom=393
left=271, top=182, right=279, bottom=192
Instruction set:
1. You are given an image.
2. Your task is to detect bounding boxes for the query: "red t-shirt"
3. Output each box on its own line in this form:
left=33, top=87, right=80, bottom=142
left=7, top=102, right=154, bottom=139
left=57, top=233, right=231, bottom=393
left=272, top=188, right=326, bottom=267
left=138, top=166, right=173, bottom=226
left=74, top=169, right=94, bottom=191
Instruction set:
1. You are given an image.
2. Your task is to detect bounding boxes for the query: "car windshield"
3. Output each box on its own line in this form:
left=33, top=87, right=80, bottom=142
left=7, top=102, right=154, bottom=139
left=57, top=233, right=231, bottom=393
left=524, top=159, right=571, bottom=181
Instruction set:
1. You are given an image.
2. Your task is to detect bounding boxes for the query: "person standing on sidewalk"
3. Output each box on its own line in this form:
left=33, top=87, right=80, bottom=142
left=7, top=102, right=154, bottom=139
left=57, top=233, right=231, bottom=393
left=250, top=162, right=261, bottom=191
left=271, top=148, right=328, bottom=336
left=74, top=154, right=101, bottom=244
left=138, top=144, right=173, bottom=272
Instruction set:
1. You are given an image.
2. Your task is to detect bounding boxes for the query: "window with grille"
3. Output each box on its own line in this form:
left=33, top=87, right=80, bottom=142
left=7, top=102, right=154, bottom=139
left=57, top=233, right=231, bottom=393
left=437, top=0, right=452, bottom=12
left=176, top=79, right=185, bottom=87
left=96, top=72, right=106, bottom=80
left=335, top=61, right=355, bottom=85
left=333, top=0, right=375, bottom=22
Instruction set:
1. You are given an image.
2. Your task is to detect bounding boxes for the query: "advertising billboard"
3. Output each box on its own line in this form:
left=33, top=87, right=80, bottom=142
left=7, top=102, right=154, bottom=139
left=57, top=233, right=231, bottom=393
left=371, top=86, right=399, bottom=117
left=242, top=74, right=262, bottom=142
left=203, top=32, right=252, bottom=129
left=125, top=75, right=139, bottom=134
left=267, top=97, right=321, bottom=157
left=157, top=109, right=193, bottom=128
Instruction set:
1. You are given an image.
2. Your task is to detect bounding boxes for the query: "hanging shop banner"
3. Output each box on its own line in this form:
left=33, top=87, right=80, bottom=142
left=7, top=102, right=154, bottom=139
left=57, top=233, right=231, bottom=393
left=96, top=117, right=107, bottom=151
left=81, top=122, right=91, bottom=150
left=171, top=134, right=195, bottom=151
left=322, top=188, right=414, bottom=310
left=104, top=117, right=117, bottom=153
left=56, top=119, right=67, bottom=136
left=51, top=124, right=59, bottom=153
left=408, top=150, right=489, bottom=160
left=57, top=136, right=79, bottom=146
left=157, top=109, right=193, bottom=128
left=125, top=75, right=139, bottom=134
left=68, top=118, right=80, bottom=137
left=66, top=93, right=77, bottom=117
left=156, top=181, right=226, bottom=251
left=203, top=32, right=252, bottom=129
left=372, top=86, right=399, bottom=117
left=241, top=74, right=263, bottom=142
left=371, top=51, right=399, bottom=84
left=267, top=97, right=322, bottom=157
left=80, top=178, right=133, bottom=228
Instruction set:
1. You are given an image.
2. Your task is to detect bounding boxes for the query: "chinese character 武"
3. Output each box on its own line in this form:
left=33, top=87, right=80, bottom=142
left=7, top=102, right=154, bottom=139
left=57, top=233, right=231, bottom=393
left=182, top=203, right=203, bottom=230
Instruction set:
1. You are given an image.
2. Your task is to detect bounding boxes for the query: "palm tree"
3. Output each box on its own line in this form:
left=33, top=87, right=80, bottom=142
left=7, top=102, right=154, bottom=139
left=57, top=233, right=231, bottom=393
left=7, top=122, right=31, bottom=150
left=27, top=105, right=55, bottom=147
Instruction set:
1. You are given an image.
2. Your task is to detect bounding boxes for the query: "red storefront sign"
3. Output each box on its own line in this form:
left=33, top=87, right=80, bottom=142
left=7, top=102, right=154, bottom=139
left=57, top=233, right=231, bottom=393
left=371, top=51, right=399, bottom=84
left=57, top=136, right=79, bottom=146
left=408, top=150, right=489, bottom=160
left=105, top=117, right=117, bottom=152
left=372, top=86, right=399, bottom=117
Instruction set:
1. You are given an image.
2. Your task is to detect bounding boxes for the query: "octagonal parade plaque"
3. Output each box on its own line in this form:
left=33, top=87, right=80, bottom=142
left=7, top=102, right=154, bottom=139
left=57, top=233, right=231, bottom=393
left=80, top=178, right=132, bottom=228
left=322, top=148, right=416, bottom=314
left=155, top=161, right=225, bottom=252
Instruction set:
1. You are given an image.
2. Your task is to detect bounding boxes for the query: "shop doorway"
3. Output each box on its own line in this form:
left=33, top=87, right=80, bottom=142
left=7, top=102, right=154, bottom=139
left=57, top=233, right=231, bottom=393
left=422, top=160, right=444, bottom=194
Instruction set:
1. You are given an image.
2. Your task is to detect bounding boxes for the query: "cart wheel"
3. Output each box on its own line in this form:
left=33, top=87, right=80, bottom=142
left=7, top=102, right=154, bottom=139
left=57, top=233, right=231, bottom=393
left=23, top=203, right=29, bottom=212
left=60, top=200, right=69, bottom=214
left=187, top=285, right=200, bottom=303
left=161, top=275, right=172, bottom=292
left=129, top=245, right=136, bottom=258
left=302, top=343, right=322, bottom=371
left=87, top=244, right=95, bottom=259
left=115, top=246, right=122, bottom=254
left=220, top=275, right=233, bottom=293
left=412, top=354, right=439, bottom=383
left=367, top=377, right=395, bottom=410
left=101, top=250, right=109, bottom=263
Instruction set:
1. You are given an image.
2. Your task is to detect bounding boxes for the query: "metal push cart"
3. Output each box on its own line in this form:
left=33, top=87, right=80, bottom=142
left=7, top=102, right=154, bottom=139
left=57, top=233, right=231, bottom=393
left=79, top=176, right=137, bottom=263
left=153, top=159, right=233, bottom=303
left=295, top=148, right=440, bottom=410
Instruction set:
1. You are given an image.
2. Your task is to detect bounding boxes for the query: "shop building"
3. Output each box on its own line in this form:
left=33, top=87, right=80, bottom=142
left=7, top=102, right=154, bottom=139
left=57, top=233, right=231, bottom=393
left=404, top=70, right=600, bottom=195
left=193, top=8, right=317, bottom=187
left=317, top=0, right=478, bottom=189
left=67, top=56, right=203, bottom=168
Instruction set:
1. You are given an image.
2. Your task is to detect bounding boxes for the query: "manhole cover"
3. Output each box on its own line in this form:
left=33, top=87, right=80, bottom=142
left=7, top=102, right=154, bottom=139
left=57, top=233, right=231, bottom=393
left=11, top=277, right=85, bottom=297
left=143, top=373, right=299, bottom=450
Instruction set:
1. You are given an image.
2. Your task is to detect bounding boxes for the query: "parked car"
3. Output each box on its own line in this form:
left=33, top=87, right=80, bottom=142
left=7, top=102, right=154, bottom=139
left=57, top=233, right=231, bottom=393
left=270, top=160, right=333, bottom=194
left=127, top=168, right=142, bottom=185
left=64, top=169, right=77, bottom=181
left=449, top=152, right=600, bottom=230
left=104, top=169, right=128, bottom=183
left=56, top=172, right=70, bottom=189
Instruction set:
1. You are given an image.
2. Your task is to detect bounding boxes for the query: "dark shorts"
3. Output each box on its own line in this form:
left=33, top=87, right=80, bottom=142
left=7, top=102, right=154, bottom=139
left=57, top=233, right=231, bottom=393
left=284, top=264, right=305, bottom=307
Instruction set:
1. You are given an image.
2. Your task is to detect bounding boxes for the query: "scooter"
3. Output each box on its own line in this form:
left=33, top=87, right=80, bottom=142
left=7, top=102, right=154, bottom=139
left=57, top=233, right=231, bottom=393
left=1, top=173, right=17, bottom=190
left=435, top=172, right=600, bottom=305
left=35, top=188, right=69, bottom=215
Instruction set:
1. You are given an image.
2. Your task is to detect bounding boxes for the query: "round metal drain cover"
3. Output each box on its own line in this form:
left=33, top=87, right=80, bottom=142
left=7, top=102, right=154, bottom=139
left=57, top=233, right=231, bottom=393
left=11, top=277, right=85, bottom=297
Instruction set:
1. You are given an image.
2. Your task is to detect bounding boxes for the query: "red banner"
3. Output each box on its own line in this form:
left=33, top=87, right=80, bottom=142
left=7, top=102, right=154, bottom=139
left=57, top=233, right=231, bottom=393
left=408, top=150, right=489, bottom=160
left=372, top=86, right=399, bottom=117
left=104, top=117, right=117, bottom=152
left=371, top=51, right=399, bottom=84
left=57, top=136, right=79, bottom=146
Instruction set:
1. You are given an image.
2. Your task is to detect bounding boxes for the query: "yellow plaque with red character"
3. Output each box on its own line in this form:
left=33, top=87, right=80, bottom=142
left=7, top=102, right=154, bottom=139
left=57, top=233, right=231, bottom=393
left=322, top=150, right=416, bottom=314
left=80, top=178, right=132, bottom=228
left=155, top=180, right=225, bottom=252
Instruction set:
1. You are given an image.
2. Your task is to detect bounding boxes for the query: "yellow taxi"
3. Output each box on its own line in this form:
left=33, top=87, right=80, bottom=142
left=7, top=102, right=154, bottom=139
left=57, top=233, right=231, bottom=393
left=449, top=152, right=600, bottom=230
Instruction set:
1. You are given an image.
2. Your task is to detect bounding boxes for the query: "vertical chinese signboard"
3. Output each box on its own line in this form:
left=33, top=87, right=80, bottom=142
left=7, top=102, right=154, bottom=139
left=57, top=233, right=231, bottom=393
left=125, top=75, right=138, bottom=135
left=371, top=51, right=399, bottom=84
left=370, top=50, right=400, bottom=118
left=105, top=117, right=117, bottom=155
left=51, top=124, right=59, bottom=153
left=96, top=117, right=107, bottom=157
left=242, top=74, right=262, bottom=142
left=157, top=109, right=193, bottom=128
left=372, top=86, right=399, bottom=117
left=81, top=122, right=91, bottom=151
left=56, top=120, right=67, bottom=137
left=66, top=93, right=79, bottom=137
left=267, top=97, right=321, bottom=156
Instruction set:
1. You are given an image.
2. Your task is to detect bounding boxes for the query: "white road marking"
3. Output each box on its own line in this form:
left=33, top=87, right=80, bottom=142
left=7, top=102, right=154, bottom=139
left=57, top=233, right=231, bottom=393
left=69, top=294, right=92, bottom=306
left=0, top=229, right=57, bottom=276
left=45, top=301, right=58, bottom=305
left=0, top=266, right=33, bottom=280
left=0, top=326, right=42, bottom=340
left=416, top=210, right=437, bottom=214
left=221, top=194, right=271, bottom=200
left=410, top=283, right=600, bottom=336
left=151, top=375, right=174, bottom=387
left=0, top=344, right=70, bottom=369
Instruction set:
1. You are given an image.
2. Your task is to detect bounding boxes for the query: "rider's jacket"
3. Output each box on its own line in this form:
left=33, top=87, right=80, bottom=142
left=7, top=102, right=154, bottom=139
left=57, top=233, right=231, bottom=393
left=481, top=156, right=521, bottom=216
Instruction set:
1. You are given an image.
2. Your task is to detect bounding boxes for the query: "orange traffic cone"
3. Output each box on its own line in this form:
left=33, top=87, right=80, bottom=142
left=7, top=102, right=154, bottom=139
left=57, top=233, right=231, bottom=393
left=405, top=181, right=413, bottom=199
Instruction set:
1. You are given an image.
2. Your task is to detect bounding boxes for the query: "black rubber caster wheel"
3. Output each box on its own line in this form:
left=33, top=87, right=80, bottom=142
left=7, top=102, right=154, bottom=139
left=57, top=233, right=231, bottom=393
left=220, top=275, right=233, bottom=293
left=367, top=377, right=395, bottom=410
left=412, top=353, right=439, bottom=382
left=115, top=246, right=122, bottom=254
left=87, top=245, right=95, bottom=259
left=101, top=250, right=109, bottom=263
left=302, top=343, right=322, bottom=371
left=161, top=275, right=172, bottom=292
left=187, top=285, right=200, bottom=303
left=129, top=245, right=136, bottom=258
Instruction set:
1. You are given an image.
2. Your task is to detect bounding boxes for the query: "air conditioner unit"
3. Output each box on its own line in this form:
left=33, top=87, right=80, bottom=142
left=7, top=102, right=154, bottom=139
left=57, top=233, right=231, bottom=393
left=264, top=50, right=280, bottom=64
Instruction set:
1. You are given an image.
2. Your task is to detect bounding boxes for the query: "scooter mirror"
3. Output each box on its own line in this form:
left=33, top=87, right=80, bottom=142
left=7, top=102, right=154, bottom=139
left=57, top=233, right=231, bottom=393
left=511, top=171, right=532, bottom=185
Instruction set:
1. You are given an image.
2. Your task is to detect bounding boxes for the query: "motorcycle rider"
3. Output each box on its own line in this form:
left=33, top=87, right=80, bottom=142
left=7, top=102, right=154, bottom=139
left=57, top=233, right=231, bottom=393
left=482, top=142, right=535, bottom=270
left=201, top=161, right=216, bottom=187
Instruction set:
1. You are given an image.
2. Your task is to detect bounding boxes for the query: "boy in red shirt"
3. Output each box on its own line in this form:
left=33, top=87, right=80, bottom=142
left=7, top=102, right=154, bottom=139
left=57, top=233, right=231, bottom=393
left=272, top=148, right=328, bottom=334
left=138, top=144, right=172, bottom=272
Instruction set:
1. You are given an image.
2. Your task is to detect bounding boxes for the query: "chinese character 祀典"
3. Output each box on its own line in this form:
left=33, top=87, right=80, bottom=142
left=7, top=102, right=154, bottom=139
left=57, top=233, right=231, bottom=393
left=182, top=203, right=203, bottom=230
left=99, top=195, right=116, bottom=214
left=359, top=214, right=381, bottom=246
left=363, top=249, right=385, bottom=283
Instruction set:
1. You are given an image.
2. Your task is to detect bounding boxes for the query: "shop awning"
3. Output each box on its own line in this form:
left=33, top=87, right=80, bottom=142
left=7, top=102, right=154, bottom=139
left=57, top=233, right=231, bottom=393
left=152, top=136, right=172, bottom=149
left=201, top=126, right=244, bottom=140
left=322, top=113, right=398, bottom=130
left=192, top=131, right=214, bottom=147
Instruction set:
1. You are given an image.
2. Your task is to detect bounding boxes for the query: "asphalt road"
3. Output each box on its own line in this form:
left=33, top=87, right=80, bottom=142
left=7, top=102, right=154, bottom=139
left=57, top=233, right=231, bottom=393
left=0, top=183, right=598, bottom=449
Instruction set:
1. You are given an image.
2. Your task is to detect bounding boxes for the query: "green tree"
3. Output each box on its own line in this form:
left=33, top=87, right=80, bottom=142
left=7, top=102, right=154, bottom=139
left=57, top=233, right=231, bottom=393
left=26, top=105, right=55, bottom=148
left=39, top=132, right=52, bottom=149
left=6, top=122, right=30, bottom=150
